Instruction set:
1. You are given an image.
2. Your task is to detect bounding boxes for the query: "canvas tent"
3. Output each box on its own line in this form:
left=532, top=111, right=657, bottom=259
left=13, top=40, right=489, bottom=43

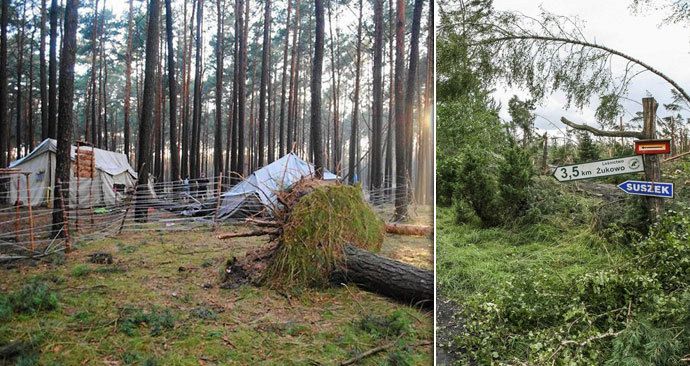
left=8, top=138, right=138, bottom=207
left=216, top=153, right=338, bottom=219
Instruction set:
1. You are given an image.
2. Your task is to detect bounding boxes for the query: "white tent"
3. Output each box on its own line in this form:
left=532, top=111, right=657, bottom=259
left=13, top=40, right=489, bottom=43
left=8, top=139, right=138, bottom=207
left=217, top=153, right=338, bottom=218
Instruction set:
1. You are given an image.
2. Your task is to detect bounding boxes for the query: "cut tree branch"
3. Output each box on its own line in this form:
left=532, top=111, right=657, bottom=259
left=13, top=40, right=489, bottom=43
left=560, top=117, right=644, bottom=139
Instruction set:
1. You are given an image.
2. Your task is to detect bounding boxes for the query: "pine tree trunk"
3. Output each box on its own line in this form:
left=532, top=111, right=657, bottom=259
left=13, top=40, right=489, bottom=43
left=213, top=0, right=224, bottom=177
left=229, top=0, right=239, bottom=180
left=181, top=0, right=192, bottom=179
left=286, top=0, right=301, bottom=154
left=370, top=0, right=383, bottom=200
left=393, top=0, right=406, bottom=220
left=311, top=0, right=325, bottom=177
left=327, top=1, right=340, bottom=173
left=334, top=245, right=433, bottom=307
left=166, top=0, right=179, bottom=181
left=348, top=0, right=363, bottom=184
left=237, top=0, right=248, bottom=177
left=52, top=0, right=78, bottom=234
left=15, top=2, right=26, bottom=159
left=384, top=0, right=394, bottom=200
left=403, top=0, right=424, bottom=205
left=28, top=27, right=35, bottom=151
left=258, top=0, right=271, bottom=168
left=135, top=0, right=161, bottom=222
left=191, top=0, right=203, bottom=178
left=278, top=0, right=292, bottom=158
left=123, top=0, right=134, bottom=159
left=47, top=0, right=58, bottom=139
left=39, top=0, right=48, bottom=141
left=89, top=0, right=100, bottom=145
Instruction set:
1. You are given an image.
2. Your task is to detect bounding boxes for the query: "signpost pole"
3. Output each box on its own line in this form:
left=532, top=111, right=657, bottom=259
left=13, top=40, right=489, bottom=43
left=642, top=97, right=662, bottom=221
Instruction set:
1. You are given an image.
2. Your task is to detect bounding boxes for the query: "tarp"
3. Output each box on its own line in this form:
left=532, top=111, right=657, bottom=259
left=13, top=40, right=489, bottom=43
left=8, top=139, right=137, bottom=207
left=217, top=153, right=338, bottom=218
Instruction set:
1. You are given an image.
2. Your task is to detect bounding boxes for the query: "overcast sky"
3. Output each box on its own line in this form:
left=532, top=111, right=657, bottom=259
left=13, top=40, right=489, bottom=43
left=491, top=0, right=690, bottom=138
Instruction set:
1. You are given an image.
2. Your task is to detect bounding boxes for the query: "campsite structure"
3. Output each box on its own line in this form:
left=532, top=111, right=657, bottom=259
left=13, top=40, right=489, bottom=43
left=8, top=139, right=137, bottom=207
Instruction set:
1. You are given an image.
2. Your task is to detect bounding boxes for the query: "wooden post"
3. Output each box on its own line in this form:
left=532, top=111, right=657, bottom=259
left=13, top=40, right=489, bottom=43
left=14, top=177, right=20, bottom=242
left=642, top=97, right=662, bottom=221
left=24, top=173, right=35, bottom=253
left=57, top=179, right=72, bottom=253
left=89, top=145, right=95, bottom=226
left=541, top=132, right=548, bottom=174
left=75, top=145, right=80, bottom=233
left=213, top=172, right=223, bottom=229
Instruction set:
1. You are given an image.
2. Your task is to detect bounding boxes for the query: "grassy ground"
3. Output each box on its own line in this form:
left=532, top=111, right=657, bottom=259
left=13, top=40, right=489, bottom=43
left=0, top=224, right=432, bottom=365
left=435, top=188, right=626, bottom=364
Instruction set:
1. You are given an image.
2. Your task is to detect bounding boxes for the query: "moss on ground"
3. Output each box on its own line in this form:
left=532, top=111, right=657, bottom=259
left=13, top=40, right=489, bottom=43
left=0, top=220, right=431, bottom=365
left=263, top=184, right=386, bottom=290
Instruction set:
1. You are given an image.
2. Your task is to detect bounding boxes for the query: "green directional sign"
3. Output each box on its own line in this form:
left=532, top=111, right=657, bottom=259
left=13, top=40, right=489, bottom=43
left=553, top=156, right=644, bottom=182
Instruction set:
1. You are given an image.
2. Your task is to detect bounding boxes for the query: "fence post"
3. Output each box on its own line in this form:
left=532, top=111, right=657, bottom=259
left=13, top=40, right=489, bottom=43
left=642, top=97, right=662, bottom=222
left=57, top=179, right=72, bottom=253
left=213, top=172, right=223, bottom=229
left=24, top=173, right=35, bottom=253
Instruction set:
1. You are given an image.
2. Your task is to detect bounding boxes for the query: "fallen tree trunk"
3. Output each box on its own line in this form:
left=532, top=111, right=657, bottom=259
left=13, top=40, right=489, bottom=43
left=385, top=223, right=432, bottom=236
left=333, top=245, right=433, bottom=308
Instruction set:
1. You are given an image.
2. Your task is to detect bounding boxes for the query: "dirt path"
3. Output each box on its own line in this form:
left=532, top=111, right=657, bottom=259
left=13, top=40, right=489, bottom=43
left=435, top=296, right=465, bottom=365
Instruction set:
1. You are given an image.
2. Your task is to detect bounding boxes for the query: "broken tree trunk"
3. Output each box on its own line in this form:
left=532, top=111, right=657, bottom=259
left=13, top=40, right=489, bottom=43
left=333, top=244, right=433, bottom=307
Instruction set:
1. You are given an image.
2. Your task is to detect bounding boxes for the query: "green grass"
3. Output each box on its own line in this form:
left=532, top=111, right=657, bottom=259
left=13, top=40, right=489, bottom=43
left=437, top=206, right=621, bottom=300
left=0, top=225, right=432, bottom=365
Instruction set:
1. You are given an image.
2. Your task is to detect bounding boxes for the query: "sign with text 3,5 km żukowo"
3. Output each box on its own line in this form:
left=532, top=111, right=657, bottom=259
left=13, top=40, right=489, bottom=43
left=552, top=156, right=645, bottom=182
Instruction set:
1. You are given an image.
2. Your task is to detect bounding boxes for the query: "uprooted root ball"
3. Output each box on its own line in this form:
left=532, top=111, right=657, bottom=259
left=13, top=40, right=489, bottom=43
left=261, top=183, right=385, bottom=290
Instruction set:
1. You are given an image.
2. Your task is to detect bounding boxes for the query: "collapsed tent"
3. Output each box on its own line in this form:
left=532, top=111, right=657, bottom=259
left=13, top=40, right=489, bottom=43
left=216, top=153, right=338, bottom=219
left=8, top=138, right=138, bottom=207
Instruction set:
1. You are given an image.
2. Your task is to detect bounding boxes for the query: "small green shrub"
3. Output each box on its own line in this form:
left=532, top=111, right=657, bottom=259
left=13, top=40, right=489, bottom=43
left=119, top=306, right=175, bottom=336
left=358, top=310, right=413, bottom=339
left=71, top=264, right=91, bottom=277
left=9, top=281, right=59, bottom=314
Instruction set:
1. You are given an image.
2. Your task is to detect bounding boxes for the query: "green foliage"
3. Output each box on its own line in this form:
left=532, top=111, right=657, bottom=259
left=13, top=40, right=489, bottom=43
left=577, top=132, right=600, bottom=162
left=358, top=310, right=414, bottom=339
left=443, top=204, right=690, bottom=364
left=498, top=145, right=534, bottom=218
left=119, top=306, right=175, bottom=337
left=71, top=264, right=91, bottom=277
left=507, top=95, right=536, bottom=144
left=263, top=185, right=385, bottom=290
left=1, top=280, right=59, bottom=316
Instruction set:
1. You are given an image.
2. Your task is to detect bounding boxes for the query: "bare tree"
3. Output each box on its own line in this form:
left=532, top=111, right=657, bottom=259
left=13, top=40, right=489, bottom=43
left=135, top=0, right=161, bottom=221
left=47, top=0, right=57, bottom=139
left=213, top=0, right=223, bottom=176
left=258, top=0, right=271, bottom=167
left=348, top=0, right=363, bottom=184
left=0, top=0, right=7, bottom=168
left=52, top=0, right=78, bottom=233
left=311, top=0, right=325, bottom=177
left=370, top=0, right=383, bottom=199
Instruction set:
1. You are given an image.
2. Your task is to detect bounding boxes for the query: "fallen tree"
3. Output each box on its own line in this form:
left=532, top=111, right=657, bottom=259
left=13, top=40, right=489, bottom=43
left=218, top=179, right=433, bottom=307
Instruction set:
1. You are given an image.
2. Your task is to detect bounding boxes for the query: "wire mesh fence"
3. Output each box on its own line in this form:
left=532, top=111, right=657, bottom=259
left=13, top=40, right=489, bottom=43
left=0, top=171, right=430, bottom=262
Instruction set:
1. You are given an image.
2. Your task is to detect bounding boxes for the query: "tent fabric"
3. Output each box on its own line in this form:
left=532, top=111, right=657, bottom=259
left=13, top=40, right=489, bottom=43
left=10, top=139, right=137, bottom=178
left=217, top=153, right=338, bottom=218
left=8, top=139, right=137, bottom=207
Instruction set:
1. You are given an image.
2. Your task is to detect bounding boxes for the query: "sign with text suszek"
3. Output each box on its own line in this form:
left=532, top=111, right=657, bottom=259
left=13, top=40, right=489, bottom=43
left=552, top=156, right=644, bottom=182
left=634, top=139, right=671, bottom=155
left=617, top=180, right=674, bottom=198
